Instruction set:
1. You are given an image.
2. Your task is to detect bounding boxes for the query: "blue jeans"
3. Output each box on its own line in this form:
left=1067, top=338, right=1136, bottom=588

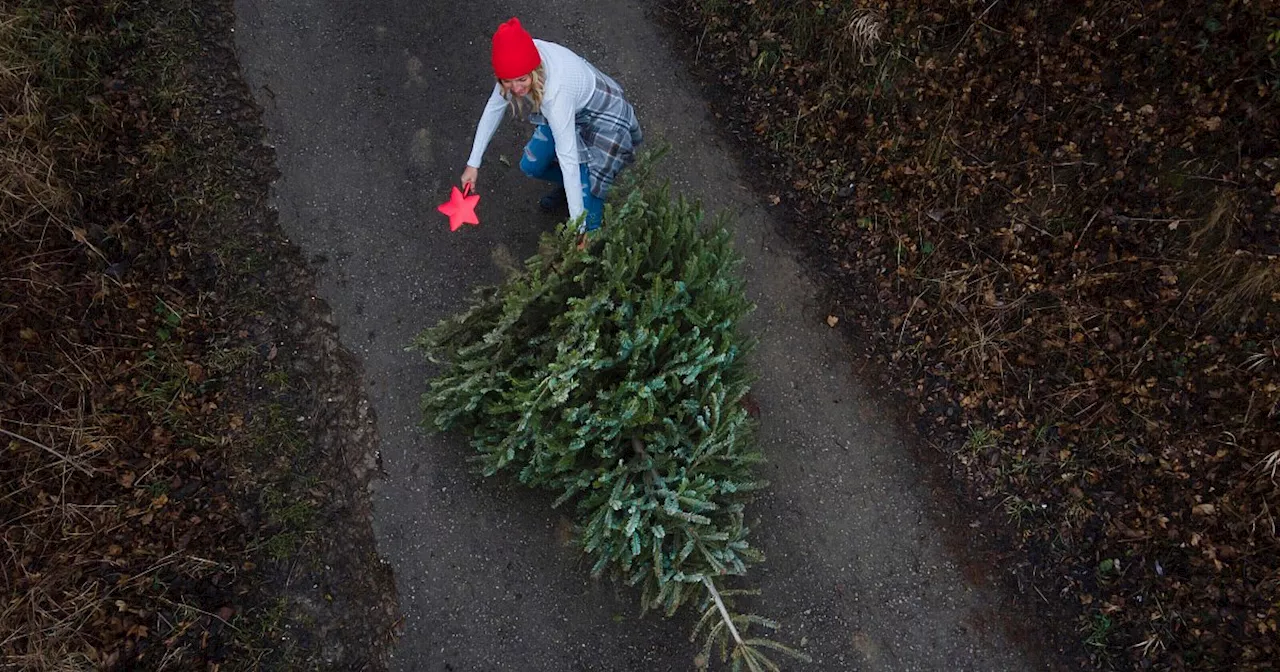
left=519, top=124, right=604, bottom=231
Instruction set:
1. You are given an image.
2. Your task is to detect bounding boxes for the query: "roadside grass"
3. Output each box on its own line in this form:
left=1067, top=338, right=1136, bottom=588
left=1, top=0, right=373, bottom=668
left=669, top=0, right=1279, bottom=669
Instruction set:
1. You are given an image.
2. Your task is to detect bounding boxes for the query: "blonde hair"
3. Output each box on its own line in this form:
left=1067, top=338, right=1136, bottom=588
left=500, top=64, right=545, bottom=117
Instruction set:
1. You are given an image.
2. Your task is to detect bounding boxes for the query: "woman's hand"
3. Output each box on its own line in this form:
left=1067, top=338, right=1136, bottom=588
left=460, top=166, right=479, bottom=190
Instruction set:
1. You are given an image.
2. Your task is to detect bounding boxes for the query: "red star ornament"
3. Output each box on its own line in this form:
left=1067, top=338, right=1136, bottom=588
left=437, top=184, right=480, bottom=231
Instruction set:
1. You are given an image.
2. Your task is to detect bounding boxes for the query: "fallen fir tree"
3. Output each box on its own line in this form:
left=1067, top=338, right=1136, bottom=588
left=413, top=182, right=807, bottom=671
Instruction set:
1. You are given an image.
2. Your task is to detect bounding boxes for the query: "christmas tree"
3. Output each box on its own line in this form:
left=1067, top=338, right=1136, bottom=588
left=414, top=179, right=806, bottom=670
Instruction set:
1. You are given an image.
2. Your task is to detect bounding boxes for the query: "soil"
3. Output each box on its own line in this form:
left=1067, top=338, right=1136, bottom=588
left=185, top=1, right=400, bottom=667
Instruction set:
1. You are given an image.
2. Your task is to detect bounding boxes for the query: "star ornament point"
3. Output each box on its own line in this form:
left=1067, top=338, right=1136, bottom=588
left=438, top=185, right=480, bottom=231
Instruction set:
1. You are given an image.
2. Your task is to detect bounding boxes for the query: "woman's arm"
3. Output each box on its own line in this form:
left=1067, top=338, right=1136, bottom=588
left=465, top=83, right=508, bottom=171
left=544, top=94, right=586, bottom=221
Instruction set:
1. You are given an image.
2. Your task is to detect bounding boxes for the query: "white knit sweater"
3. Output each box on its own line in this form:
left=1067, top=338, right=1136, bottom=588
left=467, top=40, right=597, bottom=220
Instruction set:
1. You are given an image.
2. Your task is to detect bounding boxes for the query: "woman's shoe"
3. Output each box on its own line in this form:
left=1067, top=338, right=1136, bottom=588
left=538, top=190, right=568, bottom=212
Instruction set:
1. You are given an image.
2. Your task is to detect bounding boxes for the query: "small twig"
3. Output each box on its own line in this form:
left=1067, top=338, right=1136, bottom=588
left=159, top=597, right=238, bottom=627
left=702, top=577, right=743, bottom=646
left=952, top=0, right=1001, bottom=55
left=1255, top=497, right=1275, bottom=538
left=0, top=427, right=94, bottom=476
left=898, top=288, right=928, bottom=346
left=1073, top=210, right=1100, bottom=251
left=1110, top=214, right=1197, bottom=225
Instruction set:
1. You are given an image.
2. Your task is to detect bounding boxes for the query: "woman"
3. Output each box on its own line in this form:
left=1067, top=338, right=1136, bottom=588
left=460, top=18, right=642, bottom=234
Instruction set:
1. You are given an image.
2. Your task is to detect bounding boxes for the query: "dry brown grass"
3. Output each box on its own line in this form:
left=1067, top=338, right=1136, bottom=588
left=842, top=8, right=884, bottom=63
left=1183, top=192, right=1280, bottom=323
left=0, top=14, right=71, bottom=237
left=1, top=411, right=118, bottom=671
left=1, top=6, right=118, bottom=668
left=5, top=1, right=386, bottom=667
left=1199, top=251, right=1280, bottom=322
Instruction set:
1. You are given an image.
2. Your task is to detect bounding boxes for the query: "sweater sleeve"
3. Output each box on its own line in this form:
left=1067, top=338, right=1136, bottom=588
left=543, top=94, right=585, bottom=221
left=466, top=83, right=507, bottom=168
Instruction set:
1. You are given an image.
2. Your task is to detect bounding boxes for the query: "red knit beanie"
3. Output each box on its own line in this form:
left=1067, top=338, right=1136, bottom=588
left=491, top=18, right=541, bottom=79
